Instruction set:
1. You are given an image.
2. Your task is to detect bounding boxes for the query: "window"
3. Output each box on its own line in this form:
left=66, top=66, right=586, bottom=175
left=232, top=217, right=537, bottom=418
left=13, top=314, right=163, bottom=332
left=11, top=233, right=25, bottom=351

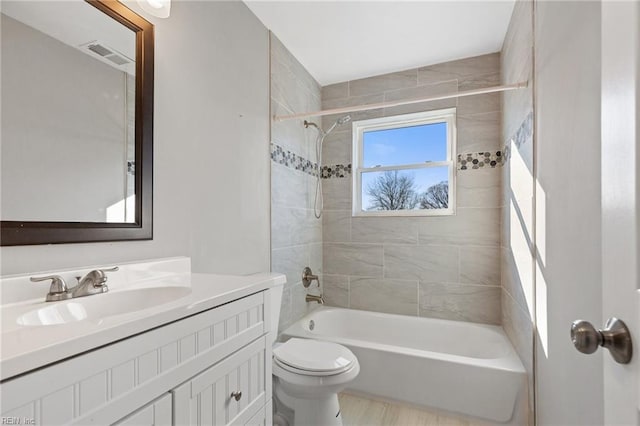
left=352, top=108, right=456, bottom=216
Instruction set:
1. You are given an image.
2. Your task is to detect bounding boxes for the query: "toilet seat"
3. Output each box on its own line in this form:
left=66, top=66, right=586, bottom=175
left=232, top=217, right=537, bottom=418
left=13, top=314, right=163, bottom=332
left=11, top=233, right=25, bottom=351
left=273, top=338, right=357, bottom=376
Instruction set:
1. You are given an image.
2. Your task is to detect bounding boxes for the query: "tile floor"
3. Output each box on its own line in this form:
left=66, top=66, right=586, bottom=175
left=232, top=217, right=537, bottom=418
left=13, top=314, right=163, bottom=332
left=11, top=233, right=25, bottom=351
left=339, top=392, right=490, bottom=426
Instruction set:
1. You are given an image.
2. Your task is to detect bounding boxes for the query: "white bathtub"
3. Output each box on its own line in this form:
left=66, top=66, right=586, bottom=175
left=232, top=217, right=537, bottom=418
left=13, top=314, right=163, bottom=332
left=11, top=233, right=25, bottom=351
left=281, top=307, right=527, bottom=424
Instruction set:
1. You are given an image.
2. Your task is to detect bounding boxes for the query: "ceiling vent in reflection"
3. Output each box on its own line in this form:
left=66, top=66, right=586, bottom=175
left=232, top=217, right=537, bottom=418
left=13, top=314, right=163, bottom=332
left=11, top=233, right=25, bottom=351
left=79, top=40, right=134, bottom=70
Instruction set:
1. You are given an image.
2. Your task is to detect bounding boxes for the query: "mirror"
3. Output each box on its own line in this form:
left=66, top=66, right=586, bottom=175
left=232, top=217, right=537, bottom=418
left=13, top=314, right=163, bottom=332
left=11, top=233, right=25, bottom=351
left=1, top=0, right=154, bottom=246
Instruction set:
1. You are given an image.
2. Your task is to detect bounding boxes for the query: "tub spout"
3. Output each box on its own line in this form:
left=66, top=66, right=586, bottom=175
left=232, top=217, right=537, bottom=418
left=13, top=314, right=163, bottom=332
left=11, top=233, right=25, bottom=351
left=305, top=294, right=324, bottom=304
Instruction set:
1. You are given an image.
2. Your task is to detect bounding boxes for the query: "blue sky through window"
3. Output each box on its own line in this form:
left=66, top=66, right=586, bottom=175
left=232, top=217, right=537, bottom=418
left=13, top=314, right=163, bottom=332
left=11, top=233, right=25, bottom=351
left=362, top=122, right=447, bottom=167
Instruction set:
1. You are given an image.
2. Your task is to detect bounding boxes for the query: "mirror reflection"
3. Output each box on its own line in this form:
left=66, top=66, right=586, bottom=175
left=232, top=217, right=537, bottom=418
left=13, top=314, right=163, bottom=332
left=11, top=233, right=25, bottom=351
left=1, top=1, right=136, bottom=223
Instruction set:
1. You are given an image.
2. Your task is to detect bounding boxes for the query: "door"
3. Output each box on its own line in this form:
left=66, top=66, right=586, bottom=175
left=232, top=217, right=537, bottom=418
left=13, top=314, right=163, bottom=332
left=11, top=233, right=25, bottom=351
left=601, top=1, right=639, bottom=424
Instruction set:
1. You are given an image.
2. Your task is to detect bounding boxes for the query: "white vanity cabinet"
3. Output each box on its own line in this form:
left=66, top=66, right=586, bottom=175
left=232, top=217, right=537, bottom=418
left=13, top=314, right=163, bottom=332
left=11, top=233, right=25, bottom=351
left=0, top=290, right=273, bottom=426
left=113, top=394, right=172, bottom=426
left=172, top=337, right=271, bottom=425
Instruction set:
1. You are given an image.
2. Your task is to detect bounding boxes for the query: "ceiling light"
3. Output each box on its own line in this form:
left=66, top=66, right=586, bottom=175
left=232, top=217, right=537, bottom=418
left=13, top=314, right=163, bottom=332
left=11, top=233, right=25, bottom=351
left=137, top=0, right=170, bottom=18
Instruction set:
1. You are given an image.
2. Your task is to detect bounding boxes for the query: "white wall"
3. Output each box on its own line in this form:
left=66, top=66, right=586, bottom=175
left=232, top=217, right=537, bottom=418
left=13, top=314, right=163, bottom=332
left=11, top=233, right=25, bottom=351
left=0, top=0, right=271, bottom=276
left=534, top=1, right=604, bottom=424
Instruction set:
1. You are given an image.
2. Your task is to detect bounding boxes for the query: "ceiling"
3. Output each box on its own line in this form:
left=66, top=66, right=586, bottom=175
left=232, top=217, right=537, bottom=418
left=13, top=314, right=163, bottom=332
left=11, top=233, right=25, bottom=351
left=244, top=1, right=515, bottom=86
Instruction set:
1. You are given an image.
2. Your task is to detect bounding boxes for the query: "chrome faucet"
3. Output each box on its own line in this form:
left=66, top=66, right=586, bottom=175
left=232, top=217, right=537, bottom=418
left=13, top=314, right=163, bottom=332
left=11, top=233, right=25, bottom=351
left=305, top=294, right=324, bottom=304
left=302, top=267, right=319, bottom=288
left=302, top=267, right=324, bottom=304
left=31, top=266, right=119, bottom=302
left=30, top=275, right=72, bottom=302
left=71, top=267, right=119, bottom=298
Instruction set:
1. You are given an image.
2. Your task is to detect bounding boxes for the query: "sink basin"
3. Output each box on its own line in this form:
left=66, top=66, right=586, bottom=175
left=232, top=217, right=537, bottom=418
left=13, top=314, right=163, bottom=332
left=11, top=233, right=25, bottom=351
left=16, top=287, right=191, bottom=326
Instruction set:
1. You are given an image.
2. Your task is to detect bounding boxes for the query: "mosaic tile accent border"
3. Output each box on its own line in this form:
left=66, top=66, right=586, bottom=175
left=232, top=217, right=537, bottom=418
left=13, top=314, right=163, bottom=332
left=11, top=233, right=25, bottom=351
left=271, top=143, right=506, bottom=177
left=321, top=164, right=352, bottom=178
left=458, top=151, right=503, bottom=170
left=503, top=111, right=533, bottom=162
left=270, top=143, right=318, bottom=177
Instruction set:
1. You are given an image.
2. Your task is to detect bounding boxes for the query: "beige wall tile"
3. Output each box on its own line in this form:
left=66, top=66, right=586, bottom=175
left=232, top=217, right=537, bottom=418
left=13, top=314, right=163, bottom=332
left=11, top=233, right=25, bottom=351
left=383, top=80, right=457, bottom=116
left=418, top=208, right=500, bottom=246
left=351, top=216, right=418, bottom=244
left=309, top=242, right=323, bottom=275
left=278, top=286, right=293, bottom=332
left=457, top=168, right=502, bottom=208
left=458, top=72, right=501, bottom=115
left=322, top=129, right=352, bottom=166
left=501, top=246, right=531, bottom=312
left=322, top=177, right=352, bottom=210
left=323, top=243, right=383, bottom=276
left=419, top=282, right=501, bottom=324
left=323, top=210, right=351, bottom=243
left=323, top=274, right=349, bottom=308
left=350, top=277, right=418, bottom=316
left=322, top=82, right=349, bottom=101
left=292, top=281, right=318, bottom=319
left=322, top=93, right=385, bottom=125
left=459, top=246, right=500, bottom=286
left=457, top=111, right=502, bottom=153
left=444, top=52, right=501, bottom=80
left=271, top=205, right=322, bottom=249
left=384, top=244, right=459, bottom=282
left=349, top=69, right=417, bottom=97
left=270, top=34, right=321, bottom=97
left=418, top=52, right=500, bottom=85
left=272, top=244, right=309, bottom=287
left=270, top=32, right=322, bottom=330
left=313, top=48, right=504, bottom=331
left=271, top=163, right=313, bottom=209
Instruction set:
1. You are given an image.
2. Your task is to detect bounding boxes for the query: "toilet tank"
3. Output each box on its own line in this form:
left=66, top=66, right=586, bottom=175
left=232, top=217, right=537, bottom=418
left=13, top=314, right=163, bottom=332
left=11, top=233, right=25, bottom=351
left=269, top=280, right=284, bottom=344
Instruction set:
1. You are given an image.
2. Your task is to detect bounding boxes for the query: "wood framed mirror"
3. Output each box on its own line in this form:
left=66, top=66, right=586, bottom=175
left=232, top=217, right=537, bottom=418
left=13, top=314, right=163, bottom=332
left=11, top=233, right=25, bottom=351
left=1, top=0, right=154, bottom=246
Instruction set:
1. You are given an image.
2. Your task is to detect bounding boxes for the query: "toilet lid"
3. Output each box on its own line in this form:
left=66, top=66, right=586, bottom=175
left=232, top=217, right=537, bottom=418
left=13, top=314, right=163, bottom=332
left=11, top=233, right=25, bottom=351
left=273, top=338, right=356, bottom=373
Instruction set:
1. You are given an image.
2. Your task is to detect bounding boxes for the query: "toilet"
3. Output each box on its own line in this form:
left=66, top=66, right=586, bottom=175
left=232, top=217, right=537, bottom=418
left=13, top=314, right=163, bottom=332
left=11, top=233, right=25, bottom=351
left=270, top=282, right=360, bottom=426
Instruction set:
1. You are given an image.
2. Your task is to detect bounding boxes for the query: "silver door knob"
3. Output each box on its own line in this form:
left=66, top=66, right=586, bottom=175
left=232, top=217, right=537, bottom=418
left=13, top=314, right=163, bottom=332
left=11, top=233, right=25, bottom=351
left=571, top=317, right=632, bottom=364
left=230, top=391, right=242, bottom=401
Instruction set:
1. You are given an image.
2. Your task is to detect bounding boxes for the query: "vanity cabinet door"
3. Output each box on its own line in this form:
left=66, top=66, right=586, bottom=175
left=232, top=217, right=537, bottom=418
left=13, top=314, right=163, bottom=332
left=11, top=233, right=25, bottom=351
left=244, top=401, right=272, bottom=426
left=112, top=393, right=172, bottom=426
left=172, top=336, right=269, bottom=426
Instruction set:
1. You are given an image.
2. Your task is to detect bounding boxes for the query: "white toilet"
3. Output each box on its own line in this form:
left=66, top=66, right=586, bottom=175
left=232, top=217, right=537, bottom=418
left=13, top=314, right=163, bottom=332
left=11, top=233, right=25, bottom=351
left=270, top=282, right=360, bottom=426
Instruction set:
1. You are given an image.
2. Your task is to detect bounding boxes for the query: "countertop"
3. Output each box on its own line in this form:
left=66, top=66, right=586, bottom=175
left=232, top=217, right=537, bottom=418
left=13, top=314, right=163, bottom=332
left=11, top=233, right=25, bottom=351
left=0, top=257, right=285, bottom=381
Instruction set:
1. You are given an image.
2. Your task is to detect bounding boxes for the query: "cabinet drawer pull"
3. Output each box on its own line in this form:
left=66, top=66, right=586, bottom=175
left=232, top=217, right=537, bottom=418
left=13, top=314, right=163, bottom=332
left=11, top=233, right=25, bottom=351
left=231, top=391, right=242, bottom=401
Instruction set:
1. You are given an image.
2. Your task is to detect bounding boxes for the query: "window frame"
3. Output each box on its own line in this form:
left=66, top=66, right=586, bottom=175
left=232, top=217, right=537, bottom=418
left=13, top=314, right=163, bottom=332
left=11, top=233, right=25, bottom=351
left=352, top=108, right=457, bottom=217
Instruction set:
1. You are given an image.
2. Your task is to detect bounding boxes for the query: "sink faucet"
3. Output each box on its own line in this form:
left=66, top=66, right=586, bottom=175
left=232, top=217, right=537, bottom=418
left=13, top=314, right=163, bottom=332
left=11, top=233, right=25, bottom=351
left=71, top=267, right=119, bottom=298
left=31, top=266, right=119, bottom=302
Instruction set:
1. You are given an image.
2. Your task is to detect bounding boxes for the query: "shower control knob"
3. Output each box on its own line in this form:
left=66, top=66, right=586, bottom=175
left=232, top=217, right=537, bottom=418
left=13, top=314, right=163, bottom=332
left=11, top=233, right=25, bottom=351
left=570, top=318, right=632, bottom=364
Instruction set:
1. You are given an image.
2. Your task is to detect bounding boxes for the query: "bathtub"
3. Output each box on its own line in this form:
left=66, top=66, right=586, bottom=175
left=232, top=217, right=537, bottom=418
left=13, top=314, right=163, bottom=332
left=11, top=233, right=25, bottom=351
left=281, top=307, right=527, bottom=424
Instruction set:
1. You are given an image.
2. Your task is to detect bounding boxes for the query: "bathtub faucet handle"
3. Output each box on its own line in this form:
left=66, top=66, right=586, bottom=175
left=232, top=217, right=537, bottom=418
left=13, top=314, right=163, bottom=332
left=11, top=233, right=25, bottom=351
left=302, top=266, right=319, bottom=288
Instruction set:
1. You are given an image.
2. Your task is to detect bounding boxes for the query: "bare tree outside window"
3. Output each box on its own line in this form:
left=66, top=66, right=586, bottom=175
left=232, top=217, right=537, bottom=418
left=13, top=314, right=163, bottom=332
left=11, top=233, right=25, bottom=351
left=366, top=171, right=419, bottom=210
left=366, top=171, right=449, bottom=211
left=419, top=181, right=449, bottom=209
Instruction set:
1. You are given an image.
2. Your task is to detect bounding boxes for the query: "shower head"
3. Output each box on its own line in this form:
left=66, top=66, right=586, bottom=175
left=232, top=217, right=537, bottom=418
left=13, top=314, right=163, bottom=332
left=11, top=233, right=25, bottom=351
left=337, top=115, right=351, bottom=126
left=325, top=115, right=352, bottom=135
left=304, top=115, right=352, bottom=136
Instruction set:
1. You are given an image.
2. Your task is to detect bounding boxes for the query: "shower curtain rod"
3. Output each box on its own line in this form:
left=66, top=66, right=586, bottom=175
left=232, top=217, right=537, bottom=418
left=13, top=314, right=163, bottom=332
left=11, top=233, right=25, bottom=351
left=273, top=81, right=528, bottom=122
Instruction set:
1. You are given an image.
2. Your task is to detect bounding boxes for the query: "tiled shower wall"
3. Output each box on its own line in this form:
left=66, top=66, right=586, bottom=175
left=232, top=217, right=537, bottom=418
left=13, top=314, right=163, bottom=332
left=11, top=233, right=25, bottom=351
left=320, top=54, right=503, bottom=324
left=501, top=0, right=534, bottom=424
left=270, top=34, right=323, bottom=332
